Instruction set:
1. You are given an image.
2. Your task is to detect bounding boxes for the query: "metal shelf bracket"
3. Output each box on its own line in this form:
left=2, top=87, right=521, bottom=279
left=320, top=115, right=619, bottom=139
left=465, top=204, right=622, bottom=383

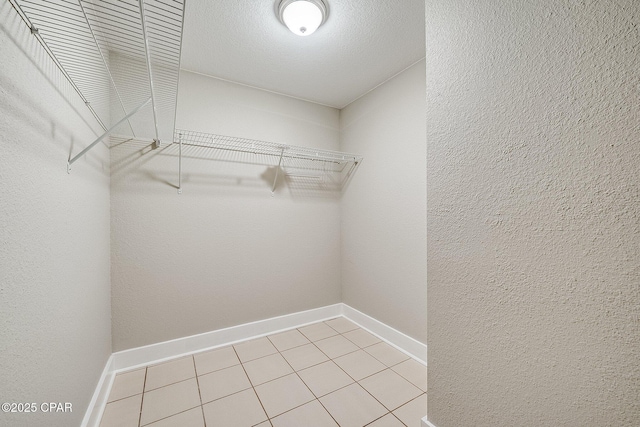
left=272, top=147, right=285, bottom=196
left=67, top=97, right=152, bottom=173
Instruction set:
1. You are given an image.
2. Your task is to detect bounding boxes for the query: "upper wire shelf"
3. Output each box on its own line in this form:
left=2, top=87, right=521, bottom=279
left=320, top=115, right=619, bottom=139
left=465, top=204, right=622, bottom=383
left=9, top=0, right=186, bottom=170
left=174, top=129, right=364, bottom=195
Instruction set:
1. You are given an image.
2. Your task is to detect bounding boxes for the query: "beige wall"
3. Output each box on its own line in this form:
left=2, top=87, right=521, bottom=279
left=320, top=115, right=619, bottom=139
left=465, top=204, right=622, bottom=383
left=110, top=71, right=342, bottom=351
left=0, top=4, right=112, bottom=426
left=341, top=60, right=427, bottom=344
left=426, top=1, right=640, bottom=426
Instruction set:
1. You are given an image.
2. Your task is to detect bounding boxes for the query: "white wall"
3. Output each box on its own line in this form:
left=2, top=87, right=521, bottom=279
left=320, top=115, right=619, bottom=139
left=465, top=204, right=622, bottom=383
left=427, top=1, right=640, bottom=425
left=110, top=71, right=342, bottom=351
left=0, top=4, right=112, bottom=426
left=340, top=60, right=427, bottom=344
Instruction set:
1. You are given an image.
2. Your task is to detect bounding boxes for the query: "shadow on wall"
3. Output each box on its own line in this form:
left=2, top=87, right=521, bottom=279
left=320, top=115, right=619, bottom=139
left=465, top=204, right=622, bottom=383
left=0, top=2, right=106, bottom=173
left=110, top=136, right=361, bottom=199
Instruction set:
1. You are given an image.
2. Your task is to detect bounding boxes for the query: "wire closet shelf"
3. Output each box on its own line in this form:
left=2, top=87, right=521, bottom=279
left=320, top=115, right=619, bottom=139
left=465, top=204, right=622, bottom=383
left=175, top=129, right=364, bottom=195
left=8, top=0, right=186, bottom=172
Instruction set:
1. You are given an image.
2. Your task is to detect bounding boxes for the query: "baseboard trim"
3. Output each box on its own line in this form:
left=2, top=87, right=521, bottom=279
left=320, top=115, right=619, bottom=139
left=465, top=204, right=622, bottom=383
left=342, top=304, right=427, bottom=365
left=422, top=418, right=437, bottom=427
left=111, top=303, right=343, bottom=372
left=80, top=355, right=114, bottom=427
left=86, top=303, right=427, bottom=425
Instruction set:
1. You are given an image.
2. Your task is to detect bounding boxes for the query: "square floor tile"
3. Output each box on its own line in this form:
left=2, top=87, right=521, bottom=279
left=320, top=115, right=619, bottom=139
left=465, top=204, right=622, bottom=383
left=108, top=368, right=146, bottom=402
left=254, top=373, right=315, bottom=418
left=367, top=413, right=405, bottom=427
left=297, top=361, right=353, bottom=398
left=298, top=322, right=339, bottom=342
left=391, top=359, right=427, bottom=392
left=324, top=317, right=359, bottom=333
left=364, top=342, right=410, bottom=367
left=145, top=357, right=195, bottom=391
left=100, top=394, right=142, bottom=427
left=271, top=400, right=338, bottom=427
left=243, top=353, right=293, bottom=386
left=393, top=393, right=427, bottom=427
left=268, top=329, right=310, bottom=351
left=319, top=383, right=387, bottom=427
left=333, top=350, right=386, bottom=381
left=343, top=328, right=381, bottom=348
left=145, top=407, right=204, bottom=427
left=234, top=337, right=278, bottom=363
left=140, top=378, right=200, bottom=425
left=202, top=388, right=267, bottom=427
left=281, top=343, right=329, bottom=371
left=198, top=364, right=251, bottom=403
left=254, top=422, right=272, bottom=427
left=314, top=335, right=359, bottom=359
left=359, top=369, right=423, bottom=411
left=194, top=346, right=239, bottom=376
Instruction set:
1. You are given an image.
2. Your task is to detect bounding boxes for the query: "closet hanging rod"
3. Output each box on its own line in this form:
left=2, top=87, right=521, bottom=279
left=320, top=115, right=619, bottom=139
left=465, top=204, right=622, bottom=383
left=8, top=0, right=107, bottom=132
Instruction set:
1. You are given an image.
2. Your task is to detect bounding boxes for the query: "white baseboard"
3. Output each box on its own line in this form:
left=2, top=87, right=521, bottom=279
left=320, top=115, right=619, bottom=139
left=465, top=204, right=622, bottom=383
left=81, top=355, right=115, bottom=427
left=422, top=418, right=437, bottom=427
left=85, top=303, right=427, bottom=425
left=342, top=304, right=427, bottom=365
left=111, top=303, right=343, bottom=372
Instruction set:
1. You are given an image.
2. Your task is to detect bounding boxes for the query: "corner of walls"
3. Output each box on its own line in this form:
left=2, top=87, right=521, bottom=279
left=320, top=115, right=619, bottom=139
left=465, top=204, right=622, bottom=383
left=338, top=59, right=427, bottom=345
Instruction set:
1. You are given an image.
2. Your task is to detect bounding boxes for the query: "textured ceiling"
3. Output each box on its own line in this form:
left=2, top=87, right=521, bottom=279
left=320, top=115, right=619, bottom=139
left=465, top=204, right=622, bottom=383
left=180, top=0, right=425, bottom=108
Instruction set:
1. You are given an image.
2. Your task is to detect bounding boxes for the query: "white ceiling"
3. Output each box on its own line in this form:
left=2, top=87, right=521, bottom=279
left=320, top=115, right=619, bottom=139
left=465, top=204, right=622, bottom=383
left=180, top=0, right=425, bottom=109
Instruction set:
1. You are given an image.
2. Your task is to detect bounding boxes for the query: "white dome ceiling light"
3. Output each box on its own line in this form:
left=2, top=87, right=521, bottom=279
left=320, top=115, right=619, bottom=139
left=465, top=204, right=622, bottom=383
left=277, top=0, right=329, bottom=37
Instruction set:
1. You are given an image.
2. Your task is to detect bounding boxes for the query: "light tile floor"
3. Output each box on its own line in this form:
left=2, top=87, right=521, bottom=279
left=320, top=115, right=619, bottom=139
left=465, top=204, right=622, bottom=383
left=100, top=317, right=427, bottom=427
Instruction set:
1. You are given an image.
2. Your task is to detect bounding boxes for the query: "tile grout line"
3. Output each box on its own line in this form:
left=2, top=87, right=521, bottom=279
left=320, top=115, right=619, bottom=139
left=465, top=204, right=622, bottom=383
left=137, top=358, right=207, bottom=426
left=364, top=411, right=408, bottom=427
left=265, top=329, right=342, bottom=426
left=316, top=322, right=398, bottom=425
left=143, top=375, right=195, bottom=393
left=139, top=407, right=204, bottom=426
left=314, top=320, right=417, bottom=426
left=292, top=320, right=398, bottom=424
left=318, top=320, right=416, bottom=426
left=257, top=319, right=418, bottom=426
left=194, top=341, right=322, bottom=422
left=191, top=355, right=207, bottom=427
left=232, top=344, right=272, bottom=426
left=137, top=367, right=148, bottom=427
left=300, top=321, right=354, bottom=426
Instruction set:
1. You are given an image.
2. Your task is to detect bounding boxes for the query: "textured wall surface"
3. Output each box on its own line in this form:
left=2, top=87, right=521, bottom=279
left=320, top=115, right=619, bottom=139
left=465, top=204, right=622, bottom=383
left=426, top=1, right=640, bottom=426
left=341, top=60, right=427, bottom=344
left=0, top=4, right=112, bottom=427
left=111, top=72, right=342, bottom=351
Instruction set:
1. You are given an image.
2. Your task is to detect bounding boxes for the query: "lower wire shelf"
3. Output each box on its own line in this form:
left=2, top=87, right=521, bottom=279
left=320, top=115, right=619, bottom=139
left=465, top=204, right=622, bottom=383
left=174, top=129, right=363, bottom=195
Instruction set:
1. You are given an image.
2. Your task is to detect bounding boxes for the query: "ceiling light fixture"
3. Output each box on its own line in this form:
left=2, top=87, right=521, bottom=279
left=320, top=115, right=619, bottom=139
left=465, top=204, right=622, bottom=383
left=277, top=0, right=328, bottom=37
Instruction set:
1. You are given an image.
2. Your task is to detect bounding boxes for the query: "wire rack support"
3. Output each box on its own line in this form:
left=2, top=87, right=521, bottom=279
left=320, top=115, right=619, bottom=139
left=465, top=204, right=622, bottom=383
left=9, top=0, right=185, bottom=171
left=138, top=0, right=160, bottom=146
left=68, top=97, right=152, bottom=173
